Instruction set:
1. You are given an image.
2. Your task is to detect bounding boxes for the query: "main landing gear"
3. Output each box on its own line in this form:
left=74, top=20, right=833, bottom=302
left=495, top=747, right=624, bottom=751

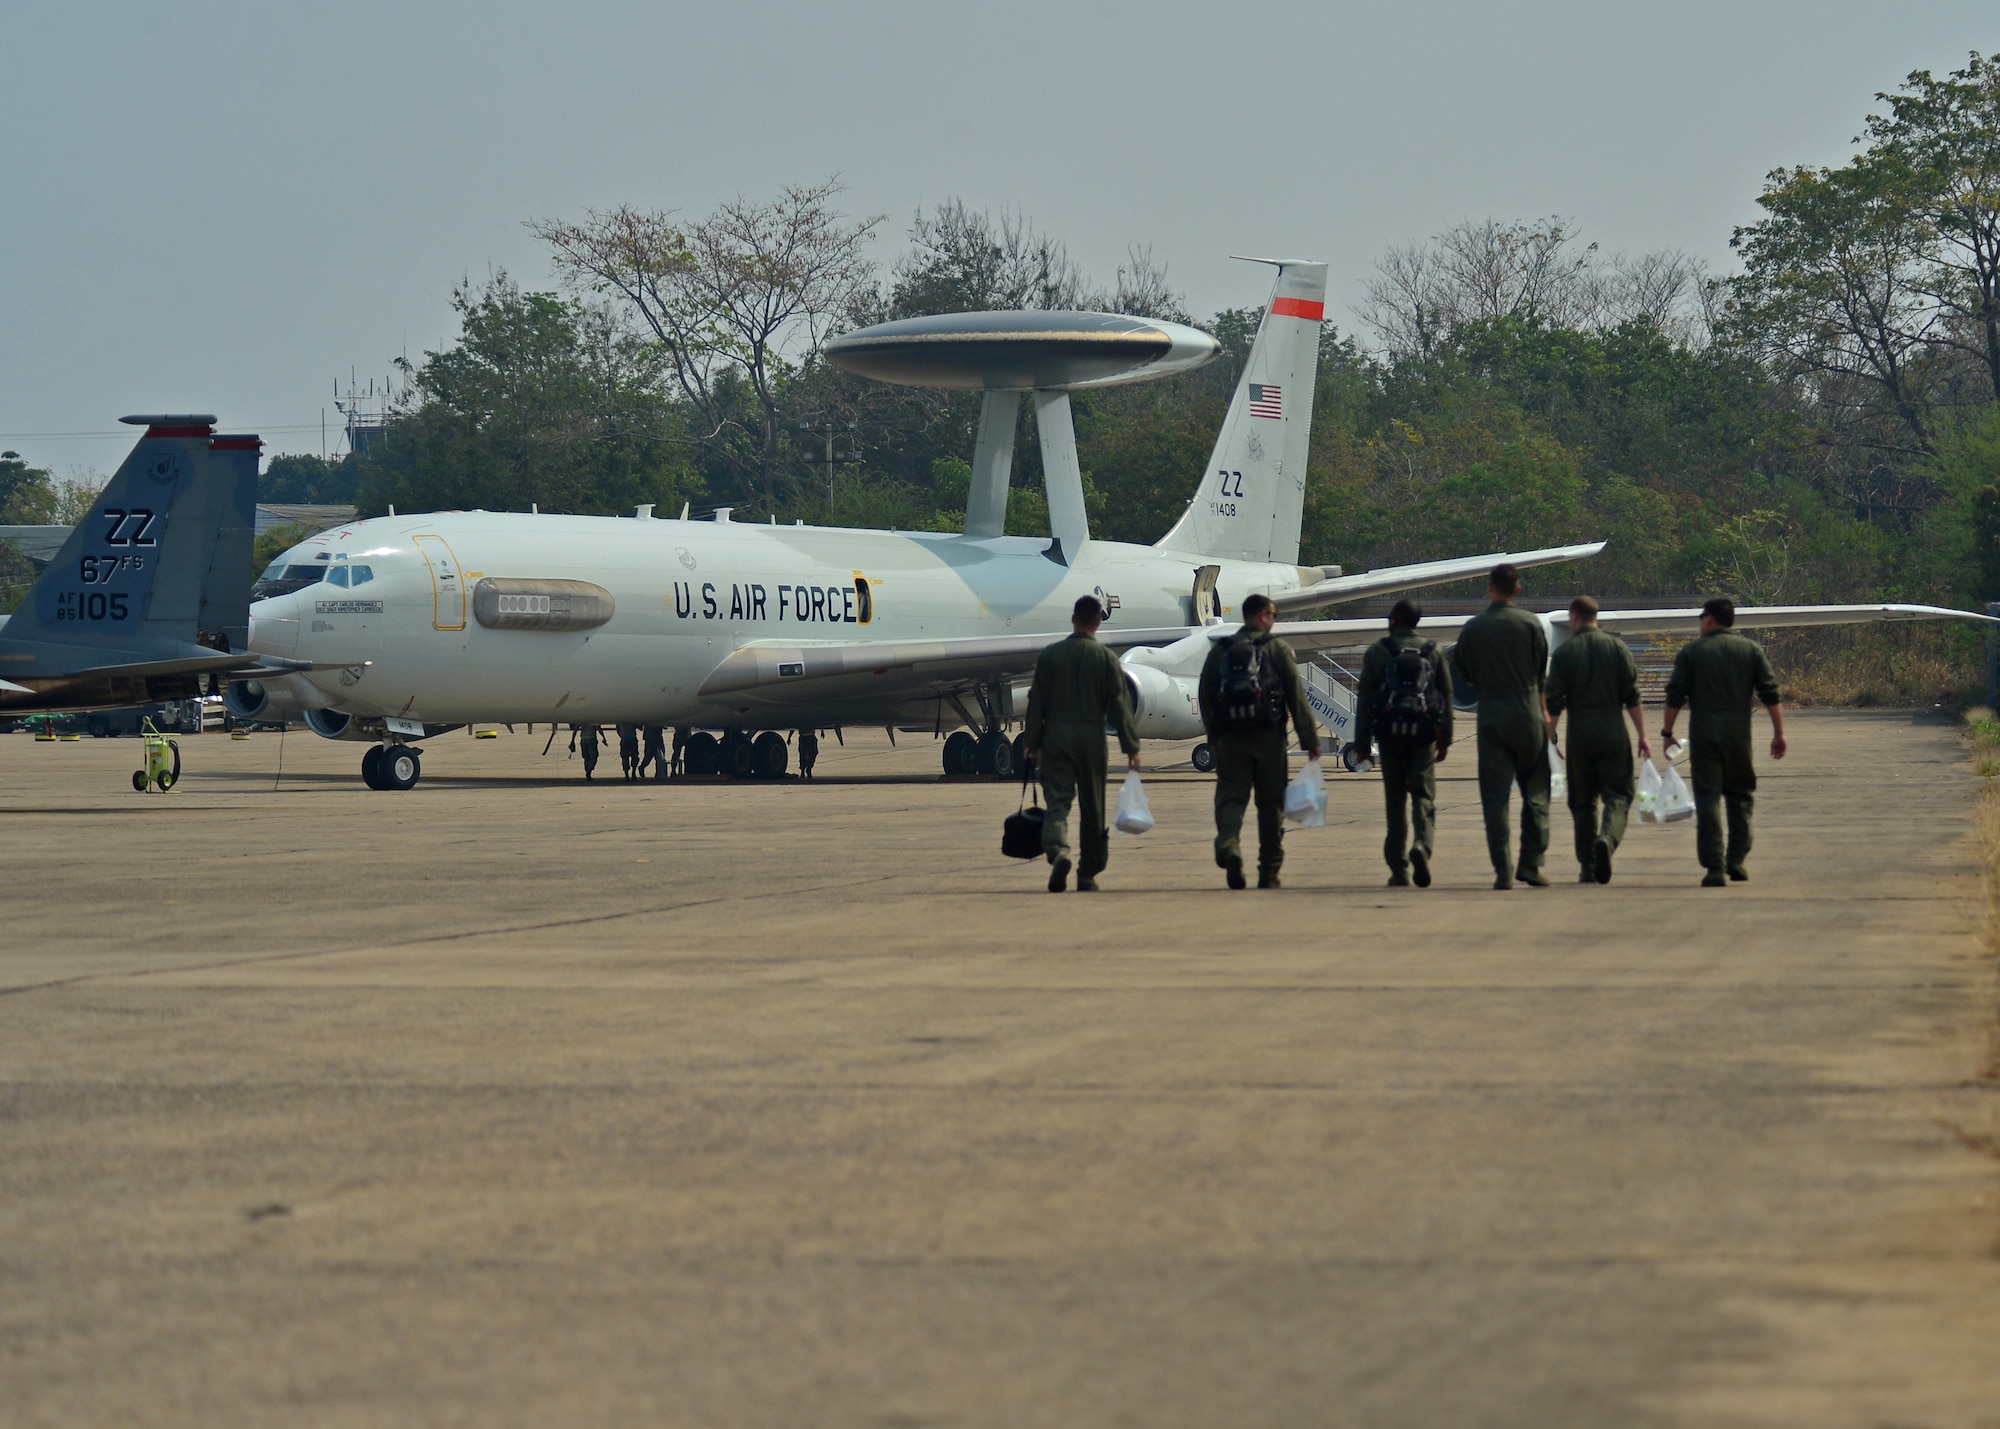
left=362, top=742, right=422, bottom=791
left=680, top=730, right=791, bottom=779
left=941, top=682, right=1025, bottom=778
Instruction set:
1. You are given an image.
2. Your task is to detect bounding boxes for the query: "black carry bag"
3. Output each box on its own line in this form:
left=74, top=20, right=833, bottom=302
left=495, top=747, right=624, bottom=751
left=1001, top=752, right=1046, bottom=859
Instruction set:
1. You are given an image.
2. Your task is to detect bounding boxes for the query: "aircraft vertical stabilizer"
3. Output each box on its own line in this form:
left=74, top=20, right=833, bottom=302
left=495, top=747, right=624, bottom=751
left=1155, top=259, right=1327, bottom=565
left=3, top=415, right=259, bottom=657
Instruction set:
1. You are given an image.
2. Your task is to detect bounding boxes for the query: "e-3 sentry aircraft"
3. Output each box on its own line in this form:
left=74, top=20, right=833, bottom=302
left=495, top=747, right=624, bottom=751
left=0, top=415, right=313, bottom=718
left=234, top=259, right=1997, bottom=790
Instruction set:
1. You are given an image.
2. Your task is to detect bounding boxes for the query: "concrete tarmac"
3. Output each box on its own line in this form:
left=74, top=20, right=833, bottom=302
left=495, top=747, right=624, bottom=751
left=1, top=712, right=1996, bottom=1427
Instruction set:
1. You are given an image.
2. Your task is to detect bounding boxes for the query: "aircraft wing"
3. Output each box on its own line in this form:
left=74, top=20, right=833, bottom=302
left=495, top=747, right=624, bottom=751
left=698, top=628, right=1197, bottom=700
left=1264, top=600, right=2000, bottom=656
left=54, top=653, right=320, bottom=680
left=1590, top=602, right=2000, bottom=637
left=1272, top=542, right=1606, bottom=614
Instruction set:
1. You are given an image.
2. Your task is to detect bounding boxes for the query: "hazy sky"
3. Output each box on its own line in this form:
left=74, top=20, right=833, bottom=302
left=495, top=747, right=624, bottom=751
left=3, top=1, right=1994, bottom=475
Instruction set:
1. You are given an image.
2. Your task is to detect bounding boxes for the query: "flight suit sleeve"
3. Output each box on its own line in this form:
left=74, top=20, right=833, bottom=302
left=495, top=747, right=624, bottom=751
left=1664, top=644, right=1691, bottom=710
left=1544, top=644, right=1571, bottom=719
left=1024, top=647, right=1052, bottom=746
left=1353, top=640, right=1384, bottom=752
left=1751, top=643, right=1781, bottom=707
left=1197, top=640, right=1222, bottom=737
left=1103, top=644, right=1142, bottom=756
left=1272, top=639, right=1319, bottom=753
left=1432, top=643, right=1454, bottom=747
left=1530, top=619, right=1549, bottom=693
left=1617, top=640, right=1641, bottom=709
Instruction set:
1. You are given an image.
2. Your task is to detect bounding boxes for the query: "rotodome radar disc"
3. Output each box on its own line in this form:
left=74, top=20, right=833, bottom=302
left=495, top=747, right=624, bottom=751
left=824, top=310, right=1220, bottom=391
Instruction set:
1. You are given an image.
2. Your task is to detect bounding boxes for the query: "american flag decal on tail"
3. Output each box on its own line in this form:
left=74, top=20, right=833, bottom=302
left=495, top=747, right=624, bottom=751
left=1247, top=383, right=1282, bottom=420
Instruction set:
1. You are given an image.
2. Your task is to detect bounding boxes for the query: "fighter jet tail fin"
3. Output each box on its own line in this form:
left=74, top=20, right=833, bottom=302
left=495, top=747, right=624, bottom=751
left=1155, top=258, right=1327, bottom=566
left=3, top=416, right=260, bottom=654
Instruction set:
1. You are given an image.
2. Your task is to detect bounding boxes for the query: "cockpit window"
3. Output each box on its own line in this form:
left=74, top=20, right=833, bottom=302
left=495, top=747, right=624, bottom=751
left=251, top=560, right=330, bottom=599
left=327, top=567, right=350, bottom=588
left=350, top=565, right=374, bottom=585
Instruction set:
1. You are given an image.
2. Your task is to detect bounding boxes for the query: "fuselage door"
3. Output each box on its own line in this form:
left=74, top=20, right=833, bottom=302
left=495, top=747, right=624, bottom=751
left=1191, top=564, right=1222, bottom=624
left=414, top=535, right=466, bottom=630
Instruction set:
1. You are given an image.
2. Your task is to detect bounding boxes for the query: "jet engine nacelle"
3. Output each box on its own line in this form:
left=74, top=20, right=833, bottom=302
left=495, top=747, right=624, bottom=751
left=1123, top=662, right=1205, bottom=741
left=224, top=672, right=334, bottom=722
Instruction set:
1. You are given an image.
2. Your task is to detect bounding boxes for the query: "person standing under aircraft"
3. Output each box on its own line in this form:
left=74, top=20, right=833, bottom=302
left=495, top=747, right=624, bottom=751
left=1198, top=592, right=1320, bottom=890
left=1660, top=597, right=1787, bottom=887
left=641, top=725, right=667, bottom=782
left=617, top=724, right=641, bottom=782
left=1545, top=595, right=1651, bottom=885
left=797, top=729, right=820, bottom=779
left=1453, top=563, right=1553, bottom=890
left=1024, top=595, right=1143, bottom=894
left=571, top=724, right=602, bottom=782
left=1352, top=599, right=1452, bottom=888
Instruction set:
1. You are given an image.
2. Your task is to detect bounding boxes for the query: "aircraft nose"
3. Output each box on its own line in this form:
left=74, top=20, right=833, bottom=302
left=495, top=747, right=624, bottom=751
left=248, top=595, right=301, bottom=656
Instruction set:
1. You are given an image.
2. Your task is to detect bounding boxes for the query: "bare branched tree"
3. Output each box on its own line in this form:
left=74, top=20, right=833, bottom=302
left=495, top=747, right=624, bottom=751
left=1110, top=245, right=1188, bottom=321
left=1360, top=217, right=1713, bottom=354
left=887, top=201, right=1098, bottom=316
left=535, top=179, right=882, bottom=506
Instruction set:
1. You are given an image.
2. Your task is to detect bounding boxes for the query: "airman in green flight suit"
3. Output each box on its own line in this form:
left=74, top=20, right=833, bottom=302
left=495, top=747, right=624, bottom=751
left=1024, top=595, right=1143, bottom=893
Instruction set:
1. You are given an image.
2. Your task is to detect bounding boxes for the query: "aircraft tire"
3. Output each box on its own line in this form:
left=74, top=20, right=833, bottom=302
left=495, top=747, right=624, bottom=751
left=1011, top=732, right=1030, bottom=775
left=722, top=732, right=757, bottom=779
left=362, top=745, right=386, bottom=789
left=942, top=730, right=978, bottom=776
left=382, top=745, right=421, bottom=791
left=1192, top=741, right=1216, bottom=774
left=683, top=732, right=720, bottom=775
left=89, top=715, right=111, bottom=738
left=752, top=731, right=789, bottom=779
left=978, top=731, right=1013, bottom=779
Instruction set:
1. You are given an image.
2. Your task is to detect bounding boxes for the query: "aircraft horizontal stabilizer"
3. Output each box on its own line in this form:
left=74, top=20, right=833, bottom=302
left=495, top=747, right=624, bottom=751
left=1272, top=542, right=1607, bottom=615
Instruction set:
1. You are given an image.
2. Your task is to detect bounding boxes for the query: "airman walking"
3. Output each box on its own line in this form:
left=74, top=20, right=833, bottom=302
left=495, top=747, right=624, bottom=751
left=1545, top=595, right=1651, bottom=884
left=1024, top=595, right=1142, bottom=893
left=1661, top=597, right=1787, bottom=886
left=1452, top=563, right=1553, bottom=889
left=1198, top=592, right=1320, bottom=889
left=1352, top=598, right=1452, bottom=888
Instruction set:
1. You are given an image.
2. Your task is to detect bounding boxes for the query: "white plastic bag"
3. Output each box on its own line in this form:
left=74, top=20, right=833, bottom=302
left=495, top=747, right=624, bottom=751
left=1547, top=740, right=1566, bottom=801
left=1283, top=756, right=1327, bottom=827
left=1114, top=770, right=1155, bottom=834
left=1657, top=762, right=1695, bottom=823
left=1635, top=757, right=1663, bottom=823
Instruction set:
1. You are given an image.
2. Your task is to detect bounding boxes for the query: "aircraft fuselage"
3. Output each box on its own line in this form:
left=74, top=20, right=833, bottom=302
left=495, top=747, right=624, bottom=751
left=248, top=511, right=1312, bottom=730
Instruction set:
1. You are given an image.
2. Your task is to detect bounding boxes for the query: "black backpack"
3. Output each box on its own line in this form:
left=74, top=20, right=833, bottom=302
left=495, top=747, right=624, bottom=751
left=1210, top=635, right=1289, bottom=734
left=1373, top=639, right=1444, bottom=748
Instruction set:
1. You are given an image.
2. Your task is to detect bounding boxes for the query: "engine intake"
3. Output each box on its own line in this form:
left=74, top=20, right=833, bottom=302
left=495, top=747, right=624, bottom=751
left=1123, top=663, right=1205, bottom=741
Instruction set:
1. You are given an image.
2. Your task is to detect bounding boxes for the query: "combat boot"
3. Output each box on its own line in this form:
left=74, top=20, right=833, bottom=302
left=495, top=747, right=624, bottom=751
left=1220, top=853, right=1246, bottom=890
left=1592, top=838, right=1613, bottom=885
left=1048, top=855, right=1071, bottom=893
left=1388, top=869, right=1411, bottom=887
left=1515, top=865, right=1550, bottom=888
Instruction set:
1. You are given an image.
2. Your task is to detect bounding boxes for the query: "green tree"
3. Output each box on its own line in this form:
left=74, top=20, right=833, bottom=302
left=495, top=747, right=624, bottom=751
left=354, top=274, right=697, bottom=519
left=262, top=453, right=358, bottom=504
left=0, top=451, right=57, bottom=524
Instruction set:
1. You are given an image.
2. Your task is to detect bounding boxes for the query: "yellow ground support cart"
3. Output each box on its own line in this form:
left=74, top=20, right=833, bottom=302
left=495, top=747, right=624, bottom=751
left=133, top=718, right=181, bottom=793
